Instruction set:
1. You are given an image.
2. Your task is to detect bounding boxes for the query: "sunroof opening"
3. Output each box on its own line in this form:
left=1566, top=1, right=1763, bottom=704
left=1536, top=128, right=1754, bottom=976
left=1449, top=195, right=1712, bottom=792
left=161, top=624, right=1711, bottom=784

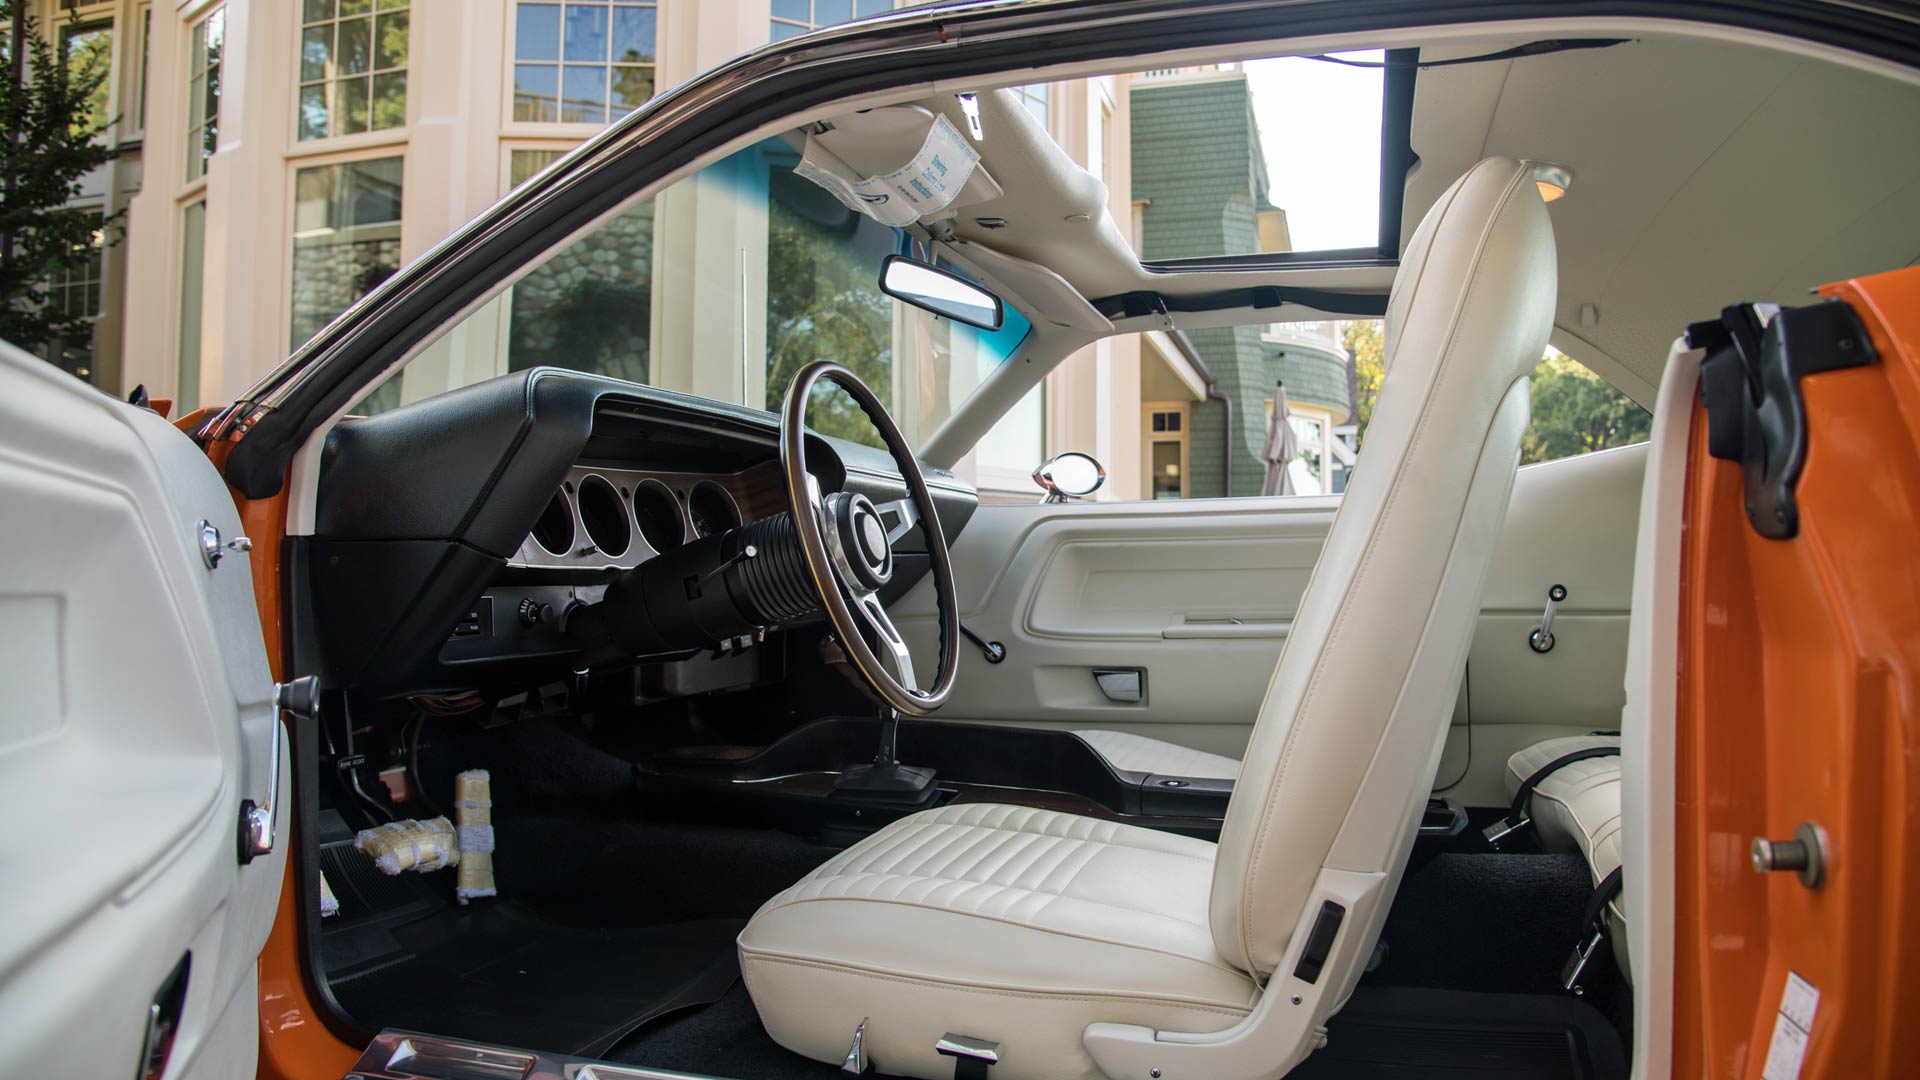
left=1130, top=50, right=1407, bottom=265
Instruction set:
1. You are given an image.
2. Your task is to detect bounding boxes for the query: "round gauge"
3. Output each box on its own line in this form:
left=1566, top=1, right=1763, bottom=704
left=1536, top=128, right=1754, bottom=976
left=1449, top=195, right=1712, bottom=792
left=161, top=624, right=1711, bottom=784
left=632, top=478, right=686, bottom=553
left=530, top=488, right=575, bottom=556
left=687, top=481, right=742, bottom=539
left=576, top=475, right=631, bottom=558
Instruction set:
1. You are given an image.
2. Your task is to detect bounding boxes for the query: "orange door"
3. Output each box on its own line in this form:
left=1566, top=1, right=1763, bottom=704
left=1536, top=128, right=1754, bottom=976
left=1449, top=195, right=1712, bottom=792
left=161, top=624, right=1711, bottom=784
left=1674, top=266, right=1920, bottom=1078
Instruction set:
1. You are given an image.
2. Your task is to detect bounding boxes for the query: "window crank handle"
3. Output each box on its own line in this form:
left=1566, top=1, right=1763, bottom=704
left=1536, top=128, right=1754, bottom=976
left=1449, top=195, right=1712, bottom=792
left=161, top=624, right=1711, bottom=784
left=1529, top=583, right=1567, bottom=654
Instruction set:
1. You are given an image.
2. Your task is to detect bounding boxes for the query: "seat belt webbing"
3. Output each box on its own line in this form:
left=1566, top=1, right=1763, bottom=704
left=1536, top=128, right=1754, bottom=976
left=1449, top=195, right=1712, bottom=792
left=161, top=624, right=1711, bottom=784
left=1562, top=866, right=1624, bottom=995
left=1482, top=745, right=1621, bottom=847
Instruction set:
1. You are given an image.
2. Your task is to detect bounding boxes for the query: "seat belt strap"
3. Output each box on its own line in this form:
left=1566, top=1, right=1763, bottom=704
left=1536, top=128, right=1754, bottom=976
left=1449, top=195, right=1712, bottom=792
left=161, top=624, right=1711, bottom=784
left=1561, top=866, right=1624, bottom=995
left=1481, top=745, right=1621, bottom=847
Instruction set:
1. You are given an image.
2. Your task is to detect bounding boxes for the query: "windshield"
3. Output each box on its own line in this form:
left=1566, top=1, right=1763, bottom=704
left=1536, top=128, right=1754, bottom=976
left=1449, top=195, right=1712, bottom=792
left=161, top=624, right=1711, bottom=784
left=353, top=136, right=1032, bottom=453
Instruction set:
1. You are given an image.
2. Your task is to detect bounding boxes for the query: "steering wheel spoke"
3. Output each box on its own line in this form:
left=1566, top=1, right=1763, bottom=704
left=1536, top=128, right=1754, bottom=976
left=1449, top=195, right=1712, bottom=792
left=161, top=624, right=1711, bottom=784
left=874, top=495, right=922, bottom=545
left=850, top=591, right=918, bottom=693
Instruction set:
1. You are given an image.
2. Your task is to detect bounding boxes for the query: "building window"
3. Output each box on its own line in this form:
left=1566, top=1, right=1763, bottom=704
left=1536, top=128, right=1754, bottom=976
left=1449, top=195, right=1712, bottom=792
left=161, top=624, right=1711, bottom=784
left=1008, top=83, right=1049, bottom=128
left=509, top=147, right=566, bottom=189
left=1144, top=405, right=1188, bottom=499
left=512, top=1, right=656, bottom=124
left=41, top=213, right=105, bottom=383
left=178, top=202, right=207, bottom=409
left=134, top=6, right=151, bottom=135
left=291, top=157, right=404, bottom=355
left=185, top=8, right=223, bottom=180
left=769, top=0, right=892, bottom=41
left=298, top=0, right=409, bottom=141
left=59, top=17, right=113, bottom=136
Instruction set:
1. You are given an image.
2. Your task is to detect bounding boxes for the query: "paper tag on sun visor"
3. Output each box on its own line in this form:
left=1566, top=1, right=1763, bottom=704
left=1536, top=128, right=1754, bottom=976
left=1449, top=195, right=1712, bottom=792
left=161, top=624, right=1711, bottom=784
left=794, top=114, right=979, bottom=228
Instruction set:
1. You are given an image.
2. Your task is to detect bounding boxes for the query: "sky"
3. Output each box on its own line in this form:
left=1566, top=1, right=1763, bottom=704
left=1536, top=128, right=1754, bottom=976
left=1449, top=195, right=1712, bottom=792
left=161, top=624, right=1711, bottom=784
left=1242, top=51, right=1385, bottom=252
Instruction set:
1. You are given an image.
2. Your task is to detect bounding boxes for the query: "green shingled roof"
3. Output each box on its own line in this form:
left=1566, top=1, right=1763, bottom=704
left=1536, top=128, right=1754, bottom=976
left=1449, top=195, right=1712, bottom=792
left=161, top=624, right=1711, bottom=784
left=1262, top=340, right=1352, bottom=422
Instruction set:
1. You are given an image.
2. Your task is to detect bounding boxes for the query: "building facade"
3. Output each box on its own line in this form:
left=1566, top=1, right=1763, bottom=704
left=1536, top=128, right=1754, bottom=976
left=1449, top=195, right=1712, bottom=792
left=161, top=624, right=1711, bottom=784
left=18, top=0, right=1350, bottom=502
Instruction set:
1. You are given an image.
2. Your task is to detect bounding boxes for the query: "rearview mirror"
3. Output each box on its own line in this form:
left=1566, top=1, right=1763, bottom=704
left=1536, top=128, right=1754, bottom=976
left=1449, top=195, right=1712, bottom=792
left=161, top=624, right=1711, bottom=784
left=1033, top=452, right=1106, bottom=503
left=880, top=255, right=1004, bottom=331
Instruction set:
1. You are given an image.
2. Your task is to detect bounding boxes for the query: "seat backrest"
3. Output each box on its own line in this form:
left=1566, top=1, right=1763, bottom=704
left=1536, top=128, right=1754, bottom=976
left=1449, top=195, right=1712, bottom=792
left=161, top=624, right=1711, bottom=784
left=1210, top=157, right=1556, bottom=977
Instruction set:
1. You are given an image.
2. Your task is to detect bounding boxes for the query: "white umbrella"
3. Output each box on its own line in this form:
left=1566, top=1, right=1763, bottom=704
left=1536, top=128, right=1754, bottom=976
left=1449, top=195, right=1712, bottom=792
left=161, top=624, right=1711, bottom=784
left=1261, top=382, right=1298, bottom=496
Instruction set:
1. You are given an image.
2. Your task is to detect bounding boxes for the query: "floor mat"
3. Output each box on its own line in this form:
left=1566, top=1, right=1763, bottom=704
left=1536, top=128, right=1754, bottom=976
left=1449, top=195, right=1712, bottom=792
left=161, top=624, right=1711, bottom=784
left=329, top=903, right=744, bottom=1057
left=1293, top=986, right=1628, bottom=1080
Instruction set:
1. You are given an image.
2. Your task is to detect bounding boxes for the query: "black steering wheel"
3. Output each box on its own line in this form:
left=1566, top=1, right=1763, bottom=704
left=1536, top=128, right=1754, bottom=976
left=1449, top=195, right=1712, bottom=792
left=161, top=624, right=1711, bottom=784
left=778, top=360, right=959, bottom=716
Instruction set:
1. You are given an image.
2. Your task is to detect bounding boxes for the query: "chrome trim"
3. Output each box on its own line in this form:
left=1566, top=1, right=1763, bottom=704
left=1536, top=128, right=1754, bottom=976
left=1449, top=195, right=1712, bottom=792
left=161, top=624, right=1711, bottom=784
left=512, top=465, right=753, bottom=571
left=348, top=1029, right=721, bottom=1080
left=936, top=1032, right=1002, bottom=1063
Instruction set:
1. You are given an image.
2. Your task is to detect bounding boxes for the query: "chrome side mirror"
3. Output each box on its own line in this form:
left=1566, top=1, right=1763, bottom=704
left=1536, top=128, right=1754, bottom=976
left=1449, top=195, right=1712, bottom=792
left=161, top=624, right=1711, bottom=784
left=879, top=255, right=1004, bottom=331
left=1034, top=452, right=1106, bottom=503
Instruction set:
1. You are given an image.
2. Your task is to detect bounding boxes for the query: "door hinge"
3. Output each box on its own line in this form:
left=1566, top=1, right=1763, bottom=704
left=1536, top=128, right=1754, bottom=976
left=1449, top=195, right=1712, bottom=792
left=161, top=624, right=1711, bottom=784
left=1690, top=300, right=1877, bottom=539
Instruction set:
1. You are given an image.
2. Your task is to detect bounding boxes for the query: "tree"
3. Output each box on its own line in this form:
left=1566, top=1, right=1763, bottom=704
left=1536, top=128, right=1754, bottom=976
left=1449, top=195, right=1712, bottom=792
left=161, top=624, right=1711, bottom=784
left=1340, top=319, right=1385, bottom=447
left=1, top=0, right=121, bottom=358
left=1521, top=350, right=1652, bottom=464
left=1342, top=324, right=1646, bottom=466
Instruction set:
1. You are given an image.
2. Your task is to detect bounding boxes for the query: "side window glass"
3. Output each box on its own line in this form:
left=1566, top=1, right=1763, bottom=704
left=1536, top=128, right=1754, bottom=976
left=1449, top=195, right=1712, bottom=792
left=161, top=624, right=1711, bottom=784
left=1519, top=351, right=1652, bottom=463
left=1347, top=322, right=1650, bottom=468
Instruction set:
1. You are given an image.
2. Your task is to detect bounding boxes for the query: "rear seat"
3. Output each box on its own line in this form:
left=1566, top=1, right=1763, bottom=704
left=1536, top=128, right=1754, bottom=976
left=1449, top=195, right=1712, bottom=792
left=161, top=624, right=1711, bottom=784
left=1504, top=734, right=1630, bottom=984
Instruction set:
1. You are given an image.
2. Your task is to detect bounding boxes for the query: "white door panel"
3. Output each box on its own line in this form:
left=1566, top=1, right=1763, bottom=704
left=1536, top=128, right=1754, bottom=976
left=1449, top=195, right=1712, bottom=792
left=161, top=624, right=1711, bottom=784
left=895, top=496, right=1338, bottom=758
left=0, top=346, right=283, bottom=1080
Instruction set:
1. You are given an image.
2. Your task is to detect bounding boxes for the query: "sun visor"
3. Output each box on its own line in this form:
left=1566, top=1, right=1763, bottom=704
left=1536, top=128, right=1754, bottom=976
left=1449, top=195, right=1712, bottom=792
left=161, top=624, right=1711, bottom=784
left=794, top=104, right=1003, bottom=228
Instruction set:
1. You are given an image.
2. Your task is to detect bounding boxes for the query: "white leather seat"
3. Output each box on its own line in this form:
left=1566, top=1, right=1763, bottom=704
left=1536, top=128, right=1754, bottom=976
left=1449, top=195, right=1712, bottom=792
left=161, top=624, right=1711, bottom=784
left=738, top=803, right=1257, bottom=1078
left=1505, top=734, right=1629, bottom=980
left=1074, top=729, right=1241, bottom=779
left=741, top=157, right=1556, bottom=1080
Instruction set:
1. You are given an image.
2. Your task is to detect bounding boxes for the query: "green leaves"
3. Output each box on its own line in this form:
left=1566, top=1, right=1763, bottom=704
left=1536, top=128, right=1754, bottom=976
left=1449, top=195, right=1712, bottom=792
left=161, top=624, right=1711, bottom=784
left=0, top=0, right=123, bottom=358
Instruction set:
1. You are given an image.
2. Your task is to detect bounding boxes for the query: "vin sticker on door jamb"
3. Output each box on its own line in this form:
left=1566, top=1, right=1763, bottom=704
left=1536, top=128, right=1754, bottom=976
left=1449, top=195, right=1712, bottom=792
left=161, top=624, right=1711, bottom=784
left=1761, top=972, right=1820, bottom=1080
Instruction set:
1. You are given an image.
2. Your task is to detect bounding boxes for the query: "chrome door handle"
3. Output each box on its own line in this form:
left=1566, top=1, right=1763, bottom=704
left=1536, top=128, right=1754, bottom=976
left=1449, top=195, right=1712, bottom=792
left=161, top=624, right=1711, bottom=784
left=1529, top=584, right=1567, bottom=654
left=238, top=676, right=315, bottom=864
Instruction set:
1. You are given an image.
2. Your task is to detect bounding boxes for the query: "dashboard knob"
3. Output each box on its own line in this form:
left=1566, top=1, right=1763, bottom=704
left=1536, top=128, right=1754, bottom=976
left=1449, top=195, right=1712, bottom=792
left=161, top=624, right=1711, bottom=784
left=517, top=598, right=552, bottom=627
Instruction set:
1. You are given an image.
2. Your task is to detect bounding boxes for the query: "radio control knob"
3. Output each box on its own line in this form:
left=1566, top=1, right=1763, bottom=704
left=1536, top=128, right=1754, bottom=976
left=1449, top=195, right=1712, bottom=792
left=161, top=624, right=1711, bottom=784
left=518, top=598, right=551, bottom=627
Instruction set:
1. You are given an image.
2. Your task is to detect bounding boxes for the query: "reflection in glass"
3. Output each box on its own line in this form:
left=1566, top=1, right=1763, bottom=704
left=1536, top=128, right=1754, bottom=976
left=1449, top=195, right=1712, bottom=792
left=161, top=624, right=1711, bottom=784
left=291, top=157, right=405, bottom=359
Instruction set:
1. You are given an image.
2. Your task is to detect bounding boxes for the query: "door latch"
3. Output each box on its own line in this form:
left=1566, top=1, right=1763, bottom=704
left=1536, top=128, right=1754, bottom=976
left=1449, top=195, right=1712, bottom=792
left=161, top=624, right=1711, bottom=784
left=1529, top=584, right=1567, bottom=654
left=197, top=519, right=252, bottom=569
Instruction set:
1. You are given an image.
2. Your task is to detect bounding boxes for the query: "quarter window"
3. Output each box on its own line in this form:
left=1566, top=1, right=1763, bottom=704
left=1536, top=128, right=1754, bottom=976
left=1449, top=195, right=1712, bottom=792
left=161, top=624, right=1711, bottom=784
left=185, top=8, right=223, bottom=180
left=512, top=1, right=657, bottom=124
left=298, top=0, right=409, bottom=141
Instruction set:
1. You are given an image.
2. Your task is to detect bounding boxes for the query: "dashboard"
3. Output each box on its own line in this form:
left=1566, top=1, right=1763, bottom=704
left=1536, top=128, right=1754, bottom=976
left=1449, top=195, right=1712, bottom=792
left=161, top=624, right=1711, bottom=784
left=297, top=368, right=977, bottom=697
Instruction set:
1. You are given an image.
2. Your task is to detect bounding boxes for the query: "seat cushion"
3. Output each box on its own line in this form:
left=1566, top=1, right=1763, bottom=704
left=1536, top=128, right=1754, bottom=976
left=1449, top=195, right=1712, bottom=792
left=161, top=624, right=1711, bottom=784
left=1505, top=735, right=1628, bottom=981
left=738, top=803, right=1256, bottom=1080
left=1074, top=729, right=1241, bottom=780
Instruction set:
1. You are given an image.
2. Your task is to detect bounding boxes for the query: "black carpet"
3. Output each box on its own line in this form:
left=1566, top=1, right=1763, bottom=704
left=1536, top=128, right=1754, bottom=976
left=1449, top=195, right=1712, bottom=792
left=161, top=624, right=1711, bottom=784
left=329, top=903, right=744, bottom=1056
left=1295, top=986, right=1628, bottom=1080
left=611, top=982, right=858, bottom=1078
left=1372, top=852, right=1597, bottom=994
